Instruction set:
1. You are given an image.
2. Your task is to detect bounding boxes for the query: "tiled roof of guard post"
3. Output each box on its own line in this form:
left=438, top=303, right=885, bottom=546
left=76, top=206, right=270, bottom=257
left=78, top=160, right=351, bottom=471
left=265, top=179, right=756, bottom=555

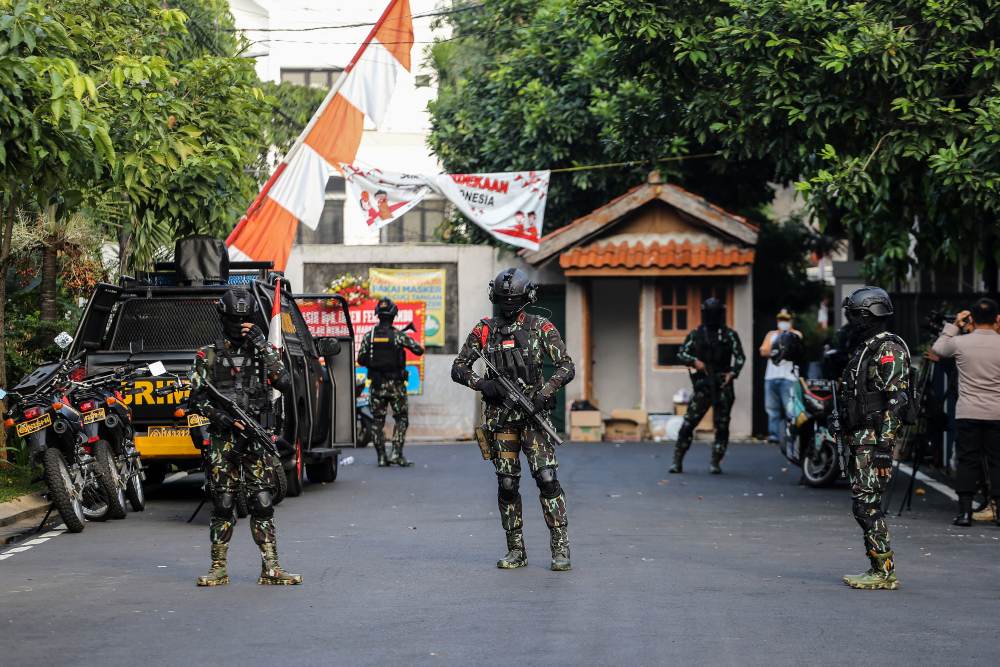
left=520, top=175, right=758, bottom=266
left=559, top=240, right=755, bottom=270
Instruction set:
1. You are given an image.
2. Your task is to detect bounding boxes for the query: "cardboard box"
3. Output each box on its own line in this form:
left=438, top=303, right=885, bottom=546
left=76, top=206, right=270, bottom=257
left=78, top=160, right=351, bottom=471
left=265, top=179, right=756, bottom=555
left=570, top=410, right=603, bottom=427
left=610, top=408, right=648, bottom=424
left=570, top=425, right=604, bottom=442
left=603, top=418, right=643, bottom=442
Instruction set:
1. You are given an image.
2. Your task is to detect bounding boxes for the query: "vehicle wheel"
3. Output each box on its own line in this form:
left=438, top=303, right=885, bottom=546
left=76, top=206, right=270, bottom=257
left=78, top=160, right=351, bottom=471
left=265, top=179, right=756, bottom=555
left=95, top=441, right=128, bottom=519
left=42, top=448, right=86, bottom=533
left=802, top=439, right=839, bottom=488
left=306, top=456, right=337, bottom=484
left=125, top=455, right=146, bottom=512
left=144, top=462, right=167, bottom=486
left=269, top=456, right=287, bottom=505
left=285, top=440, right=304, bottom=497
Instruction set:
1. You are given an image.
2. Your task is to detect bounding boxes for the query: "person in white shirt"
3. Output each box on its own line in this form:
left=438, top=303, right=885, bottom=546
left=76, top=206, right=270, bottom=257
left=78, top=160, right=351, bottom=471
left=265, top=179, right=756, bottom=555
left=759, top=309, right=802, bottom=444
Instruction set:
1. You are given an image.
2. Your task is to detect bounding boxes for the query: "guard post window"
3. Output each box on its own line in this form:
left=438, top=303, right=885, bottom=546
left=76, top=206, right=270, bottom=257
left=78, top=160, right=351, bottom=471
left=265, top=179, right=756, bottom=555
left=280, top=68, right=343, bottom=89
left=655, top=279, right=732, bottom=367
left=380, top=199, right=447, bottom=243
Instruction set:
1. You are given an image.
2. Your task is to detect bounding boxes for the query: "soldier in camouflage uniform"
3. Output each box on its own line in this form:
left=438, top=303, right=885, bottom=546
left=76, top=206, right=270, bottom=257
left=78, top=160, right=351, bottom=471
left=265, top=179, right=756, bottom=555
left=836, top=287, right=911, bottom=590
left=671, top=298, right=746, bottom=474
left=452, top=268, right=575, bottom=571
left=190, top=287, right=301, bottom=587
left=357, top=297, right=425, bottom=467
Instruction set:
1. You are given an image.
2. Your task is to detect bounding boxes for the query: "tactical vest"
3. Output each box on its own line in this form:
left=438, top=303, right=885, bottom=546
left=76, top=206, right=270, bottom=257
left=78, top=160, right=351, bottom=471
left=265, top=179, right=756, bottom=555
left=210, top=339, right=273, bottom=427
left=479, top=316, right=540, bottom=386
left=693, top=325, right=733, bottom=373
left=367, top=326, right=406, bottom=381
left=839, top=331, right=913, bottom=432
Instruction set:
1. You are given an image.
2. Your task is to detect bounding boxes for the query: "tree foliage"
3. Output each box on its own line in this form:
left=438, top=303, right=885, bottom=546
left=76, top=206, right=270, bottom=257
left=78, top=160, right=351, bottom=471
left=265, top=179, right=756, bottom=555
left=429, top=0, right=776, bottom=242
left=579, top=0, right=1000, bottom=283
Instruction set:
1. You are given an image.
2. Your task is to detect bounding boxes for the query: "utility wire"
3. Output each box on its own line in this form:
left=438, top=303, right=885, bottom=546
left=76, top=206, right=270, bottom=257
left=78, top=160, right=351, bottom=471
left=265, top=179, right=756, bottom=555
left=548, top=152, right=722, bottom=174
left=225, top=4, right=484, bottom=33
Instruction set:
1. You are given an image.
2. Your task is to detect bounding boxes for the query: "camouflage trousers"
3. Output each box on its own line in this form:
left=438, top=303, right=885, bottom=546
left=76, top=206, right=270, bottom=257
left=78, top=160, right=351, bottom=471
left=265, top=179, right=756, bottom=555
left=370, top=379, right=409, bottom=453
left=846, top=432, right=893, bottom=556
left=205, top=437, right=275, bottom=546
left=676, top=376, right=735, bottom=459
left=489, top=427, right=567, bottom=533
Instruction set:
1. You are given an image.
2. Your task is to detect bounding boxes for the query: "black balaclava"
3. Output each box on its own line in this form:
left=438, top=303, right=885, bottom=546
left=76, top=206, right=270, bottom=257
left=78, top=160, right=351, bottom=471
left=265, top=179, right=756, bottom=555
left=374, top=297, right=398, bottom=328
left=842, top=286, right=893, bottom=351
left=218, top=287, right=256, bottom=347
left=701, top=297, right=725, bottom=332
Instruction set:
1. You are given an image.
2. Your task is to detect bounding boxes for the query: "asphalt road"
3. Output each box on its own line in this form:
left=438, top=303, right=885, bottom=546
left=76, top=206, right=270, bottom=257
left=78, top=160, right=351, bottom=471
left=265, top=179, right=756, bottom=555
left=0, top=441, right=996, bottom=667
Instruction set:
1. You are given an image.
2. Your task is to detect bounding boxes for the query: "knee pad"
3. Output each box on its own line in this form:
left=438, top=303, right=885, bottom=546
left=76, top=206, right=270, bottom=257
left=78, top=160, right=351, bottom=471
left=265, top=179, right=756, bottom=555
left=535, top=467, right=563, bottom=499
left=497, top=474, right=520, bottom=504
left=212, top=491, right=236, bottom=519
left=249, top=489, right=274, bottom=520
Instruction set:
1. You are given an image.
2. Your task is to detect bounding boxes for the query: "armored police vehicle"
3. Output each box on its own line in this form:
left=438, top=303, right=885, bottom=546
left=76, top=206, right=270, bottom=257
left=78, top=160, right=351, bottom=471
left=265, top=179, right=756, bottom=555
left=66, top=237, right=356, bottom=496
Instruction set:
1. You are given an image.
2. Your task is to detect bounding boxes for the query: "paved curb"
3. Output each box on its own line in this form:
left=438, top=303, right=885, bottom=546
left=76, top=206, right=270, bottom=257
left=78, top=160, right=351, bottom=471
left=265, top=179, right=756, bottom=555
left=0, top=492, right=50, bottom=529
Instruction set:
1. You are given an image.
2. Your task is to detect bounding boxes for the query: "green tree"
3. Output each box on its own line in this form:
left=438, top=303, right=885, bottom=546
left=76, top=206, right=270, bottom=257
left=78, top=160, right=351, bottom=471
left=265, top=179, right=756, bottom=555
left=59, top=0, right=270, bottom=272
left=0, top=0, right=114, bottom=458
left=429, top=0, right=775, bottom=242
left=580, top=0, right=1000, bottom=285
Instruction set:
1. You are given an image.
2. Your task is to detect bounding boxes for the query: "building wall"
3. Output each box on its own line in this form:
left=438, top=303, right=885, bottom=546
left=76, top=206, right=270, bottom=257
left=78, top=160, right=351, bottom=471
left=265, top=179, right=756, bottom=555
left=287, top=243, right=496, bottom=439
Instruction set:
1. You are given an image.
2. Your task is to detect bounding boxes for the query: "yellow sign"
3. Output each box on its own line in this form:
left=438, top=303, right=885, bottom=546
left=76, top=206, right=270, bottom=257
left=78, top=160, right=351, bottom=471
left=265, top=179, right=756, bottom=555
left=369, top=268, right=446, bottom=346
left=187, top=413, right=210, bottom=428
left=16, top=413, right=51, bottom=437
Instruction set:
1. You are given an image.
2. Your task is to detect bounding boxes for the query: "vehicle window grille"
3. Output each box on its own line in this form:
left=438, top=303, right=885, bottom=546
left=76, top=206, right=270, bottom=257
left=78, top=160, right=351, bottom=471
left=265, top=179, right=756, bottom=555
left=109, top=298, right=223, bottom=351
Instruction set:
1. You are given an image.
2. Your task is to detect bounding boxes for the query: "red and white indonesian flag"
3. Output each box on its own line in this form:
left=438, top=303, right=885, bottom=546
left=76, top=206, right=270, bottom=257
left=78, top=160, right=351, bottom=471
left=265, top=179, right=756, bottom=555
left=268, top=281, right=283, bottom=400
left=226, top=0, right=414, bottom=270
left=342, top=165, right=550, bottom=251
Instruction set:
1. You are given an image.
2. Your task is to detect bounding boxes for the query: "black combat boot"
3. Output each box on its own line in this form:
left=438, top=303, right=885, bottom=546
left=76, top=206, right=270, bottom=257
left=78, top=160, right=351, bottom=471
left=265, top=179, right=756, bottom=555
left=375, top=444, right=389, bottom=467
left=709, top=445, right=724, bottom=474
left=668, top=446, right=686, bottom=474
left=953, top=494, right=973, bottom=527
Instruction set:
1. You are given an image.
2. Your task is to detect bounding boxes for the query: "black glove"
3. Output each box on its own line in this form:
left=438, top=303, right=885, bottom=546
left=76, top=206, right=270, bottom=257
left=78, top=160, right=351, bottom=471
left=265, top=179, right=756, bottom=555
left=477, top=378, right=505, bottom=404
left=245, top=324, right=268, bottom=350
left=873, top=446, right=893, bottom=473
left=532, top=391, right=555, bottom=414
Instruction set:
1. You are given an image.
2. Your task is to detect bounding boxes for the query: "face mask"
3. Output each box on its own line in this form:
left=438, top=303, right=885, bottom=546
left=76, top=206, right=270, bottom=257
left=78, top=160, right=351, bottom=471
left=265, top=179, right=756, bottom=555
left=777, top=321, right=791, bottom=332
left=222, top=316, right=245, bottom=344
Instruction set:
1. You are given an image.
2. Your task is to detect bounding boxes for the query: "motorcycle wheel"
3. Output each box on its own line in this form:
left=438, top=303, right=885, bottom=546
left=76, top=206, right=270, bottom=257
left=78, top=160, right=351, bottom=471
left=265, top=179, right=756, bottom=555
left=95, top=441, right=128, bottom=519
left=125, top=454, right=146, bottom=512
left=42, top=448, right=86, bottom=533
left=802, top=439, right=840, bottom=488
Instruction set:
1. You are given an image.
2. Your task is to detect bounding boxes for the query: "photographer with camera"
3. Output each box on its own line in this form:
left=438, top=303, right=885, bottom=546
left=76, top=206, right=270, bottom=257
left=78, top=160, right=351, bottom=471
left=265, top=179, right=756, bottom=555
left=931, top=298, right=1000, bottom=527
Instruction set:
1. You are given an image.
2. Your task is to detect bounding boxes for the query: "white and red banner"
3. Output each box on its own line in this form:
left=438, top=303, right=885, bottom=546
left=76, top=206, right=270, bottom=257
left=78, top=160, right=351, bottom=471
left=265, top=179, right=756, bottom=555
left=227, top=0, right=414, bottom=270
left=342, top=164, right=550, bottom=251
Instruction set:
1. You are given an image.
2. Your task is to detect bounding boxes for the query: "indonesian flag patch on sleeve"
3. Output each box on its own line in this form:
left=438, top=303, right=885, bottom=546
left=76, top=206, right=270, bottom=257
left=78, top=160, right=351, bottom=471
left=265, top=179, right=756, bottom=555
left=541, top=322, right=555, bottom=333
left=502, top=339, right=516, bottom=349
left=879, top=354, right=895, bottom=364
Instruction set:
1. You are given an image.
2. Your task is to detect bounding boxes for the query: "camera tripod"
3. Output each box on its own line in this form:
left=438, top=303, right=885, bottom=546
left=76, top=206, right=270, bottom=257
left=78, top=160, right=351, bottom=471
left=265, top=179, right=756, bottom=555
left=883, top=356, right=936, bottom=516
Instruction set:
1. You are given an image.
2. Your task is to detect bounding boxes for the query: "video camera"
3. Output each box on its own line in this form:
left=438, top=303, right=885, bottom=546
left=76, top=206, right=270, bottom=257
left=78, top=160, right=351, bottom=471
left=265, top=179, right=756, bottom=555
left=925, top=310, right=959, bottom=336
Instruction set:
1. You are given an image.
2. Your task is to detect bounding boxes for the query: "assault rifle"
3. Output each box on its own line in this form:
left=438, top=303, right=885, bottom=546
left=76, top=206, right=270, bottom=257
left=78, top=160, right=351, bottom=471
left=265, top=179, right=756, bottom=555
left=193, top=379, right=281, bottom=458
left=474, top=348, right=563, bottom=446
left=157, top=376, right=280, bottom=458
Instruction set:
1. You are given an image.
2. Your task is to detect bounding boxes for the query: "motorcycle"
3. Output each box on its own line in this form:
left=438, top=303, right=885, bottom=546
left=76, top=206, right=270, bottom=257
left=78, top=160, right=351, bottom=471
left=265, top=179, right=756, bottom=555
left=1, top=335, right=111, bottom=532
left=783, top=378, right=842, bottom=487
left=67, top=365, right=148, bottom=516
left=355, top=375, right=375, bottom=448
